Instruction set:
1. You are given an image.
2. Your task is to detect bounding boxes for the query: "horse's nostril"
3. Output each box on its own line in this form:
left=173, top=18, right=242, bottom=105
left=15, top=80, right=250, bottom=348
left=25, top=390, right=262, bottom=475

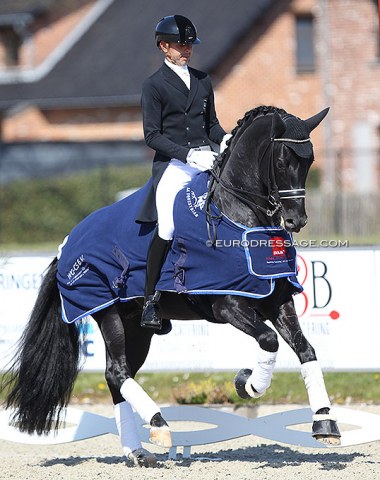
left=285, top=218, right=301, bottom=233
left=285, top=218, right=295, bottom=228
left=285, top=216, right=307, bottom=232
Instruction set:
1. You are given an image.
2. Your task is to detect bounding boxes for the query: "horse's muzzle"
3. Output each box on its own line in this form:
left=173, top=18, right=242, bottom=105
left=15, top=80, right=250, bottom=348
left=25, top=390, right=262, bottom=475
left=284, top=215, right=308, bottom=233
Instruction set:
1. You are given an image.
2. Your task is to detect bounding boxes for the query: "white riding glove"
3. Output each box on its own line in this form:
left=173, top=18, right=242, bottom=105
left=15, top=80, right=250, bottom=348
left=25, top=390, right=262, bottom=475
left=186, top=150, right=218, bottom=171
left=220, top=133, right=232, bottom=153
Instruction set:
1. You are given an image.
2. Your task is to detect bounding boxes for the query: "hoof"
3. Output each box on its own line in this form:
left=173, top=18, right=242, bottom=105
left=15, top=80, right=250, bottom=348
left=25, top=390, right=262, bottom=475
left=150, top=426, right=172, bottom=447
left=234, top=368, right=253, bottom=399
left=234, top=368, right=265, bottom=399
left=312, top=413, right=341, bottom=446
left=314, top=435, right=341, bottom=446
left=127, top=448, right=157, bottom=467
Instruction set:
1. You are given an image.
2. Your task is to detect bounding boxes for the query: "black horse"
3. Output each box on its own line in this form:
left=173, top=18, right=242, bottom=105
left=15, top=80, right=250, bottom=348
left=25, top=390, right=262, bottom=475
left=2, top=106, right=340, bottom=467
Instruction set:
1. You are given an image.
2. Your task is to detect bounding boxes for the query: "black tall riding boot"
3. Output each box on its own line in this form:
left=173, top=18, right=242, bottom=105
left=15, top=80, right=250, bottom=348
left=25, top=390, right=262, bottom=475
left=141, top=231, right=171, bottom=330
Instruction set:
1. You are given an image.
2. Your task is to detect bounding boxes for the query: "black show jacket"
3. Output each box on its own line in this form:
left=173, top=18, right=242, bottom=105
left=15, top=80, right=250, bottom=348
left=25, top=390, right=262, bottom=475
left=136, top=63, right=225, bottom=223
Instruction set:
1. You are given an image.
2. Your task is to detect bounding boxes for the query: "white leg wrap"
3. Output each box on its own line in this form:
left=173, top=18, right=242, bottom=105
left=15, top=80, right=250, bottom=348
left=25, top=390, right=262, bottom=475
left=245, top=349, right=277, bottom=397
left=114, top=401, right=142, bottom=456
left=120, top=378, right=160, bottom=424
left=301, top=360, right=331, bottom=413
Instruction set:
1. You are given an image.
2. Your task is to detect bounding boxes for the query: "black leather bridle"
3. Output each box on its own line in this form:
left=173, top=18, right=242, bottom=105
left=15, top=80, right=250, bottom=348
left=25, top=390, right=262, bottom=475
left=205, top=134, right=311, bottom=244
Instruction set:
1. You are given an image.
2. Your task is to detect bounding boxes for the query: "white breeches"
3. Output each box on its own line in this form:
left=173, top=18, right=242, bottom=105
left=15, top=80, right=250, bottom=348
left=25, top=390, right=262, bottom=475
left=155, top=158, right=203, bottom=240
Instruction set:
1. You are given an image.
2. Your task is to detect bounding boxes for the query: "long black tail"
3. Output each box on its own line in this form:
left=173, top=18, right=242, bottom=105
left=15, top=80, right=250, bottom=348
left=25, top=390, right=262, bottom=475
left=2, top=257, right=81, bottom=434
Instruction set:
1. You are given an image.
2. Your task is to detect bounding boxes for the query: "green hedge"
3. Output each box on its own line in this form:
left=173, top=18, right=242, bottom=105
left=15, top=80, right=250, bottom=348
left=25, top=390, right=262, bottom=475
left=0, top=164, right=151, bottom=245
left=3, top=371, right=375, bottom=405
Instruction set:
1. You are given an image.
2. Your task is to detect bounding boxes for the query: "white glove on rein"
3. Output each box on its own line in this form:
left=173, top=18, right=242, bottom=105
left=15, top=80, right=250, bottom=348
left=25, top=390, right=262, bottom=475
left=186, top=150, right=218, bottom=171
left=220, top=133, right=232, bottom=153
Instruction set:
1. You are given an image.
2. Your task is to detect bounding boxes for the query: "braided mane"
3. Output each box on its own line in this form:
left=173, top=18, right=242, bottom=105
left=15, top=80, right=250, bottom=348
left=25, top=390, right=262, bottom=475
left=206, top=106, right=288, bottom=243
left=218, top=105, right=287, bottom=168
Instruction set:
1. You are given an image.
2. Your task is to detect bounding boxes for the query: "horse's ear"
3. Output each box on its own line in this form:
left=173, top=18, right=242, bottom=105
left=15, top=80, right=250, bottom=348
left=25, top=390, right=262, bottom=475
left=304, top=107, right=330, bottom=132
left=271, top=112, right=286, bottom=138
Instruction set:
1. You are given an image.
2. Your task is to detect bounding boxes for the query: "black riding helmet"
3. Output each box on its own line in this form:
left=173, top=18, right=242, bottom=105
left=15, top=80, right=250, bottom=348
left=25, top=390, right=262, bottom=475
left=155, top=15, right=201, bottom=47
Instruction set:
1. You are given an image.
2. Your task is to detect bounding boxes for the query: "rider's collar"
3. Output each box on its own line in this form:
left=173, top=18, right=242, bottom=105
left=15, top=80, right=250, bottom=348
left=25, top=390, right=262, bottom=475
left=165, top=58, right=189, bottom=75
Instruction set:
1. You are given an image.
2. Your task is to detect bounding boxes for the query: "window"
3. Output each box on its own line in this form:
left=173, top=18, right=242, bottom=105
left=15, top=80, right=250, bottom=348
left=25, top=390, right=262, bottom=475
left=295, top=15, right=315, bottom=73
left=376, top=6, right=380, bottom=60
left=0, top=26, right=22, bottom=66
left=377, top=125, right=380, bottom=189
left=373, top=0, right=380, bottom=58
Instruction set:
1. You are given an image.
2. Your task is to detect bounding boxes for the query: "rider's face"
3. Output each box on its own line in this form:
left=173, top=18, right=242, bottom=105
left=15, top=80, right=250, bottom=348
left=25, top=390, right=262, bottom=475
left=160, top=42, right=192, bottom=66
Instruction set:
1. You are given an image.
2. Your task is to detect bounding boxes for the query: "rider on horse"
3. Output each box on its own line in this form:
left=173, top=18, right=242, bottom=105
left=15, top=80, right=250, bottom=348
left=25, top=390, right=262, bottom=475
left=139, top=15, right=231, bottom=331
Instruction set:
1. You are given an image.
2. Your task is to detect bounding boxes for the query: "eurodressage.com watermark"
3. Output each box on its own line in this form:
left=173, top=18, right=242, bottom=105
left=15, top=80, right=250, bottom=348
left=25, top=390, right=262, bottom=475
left=205, top=239, right=350, bottom=248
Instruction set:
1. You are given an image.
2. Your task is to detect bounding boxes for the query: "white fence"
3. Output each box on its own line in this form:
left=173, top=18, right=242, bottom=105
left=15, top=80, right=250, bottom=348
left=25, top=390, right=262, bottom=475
left=1, top=247, right=379, bottom=372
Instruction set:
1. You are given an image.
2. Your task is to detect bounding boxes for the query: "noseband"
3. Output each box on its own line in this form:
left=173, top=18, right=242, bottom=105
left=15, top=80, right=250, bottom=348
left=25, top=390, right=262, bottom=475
left=278, top=188, right=306, bottom=199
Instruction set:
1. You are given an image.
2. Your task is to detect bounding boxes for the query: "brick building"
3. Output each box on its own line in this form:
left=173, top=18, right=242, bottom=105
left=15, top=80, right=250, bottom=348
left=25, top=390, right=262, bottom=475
left=0, top=0, right=379, bottom=191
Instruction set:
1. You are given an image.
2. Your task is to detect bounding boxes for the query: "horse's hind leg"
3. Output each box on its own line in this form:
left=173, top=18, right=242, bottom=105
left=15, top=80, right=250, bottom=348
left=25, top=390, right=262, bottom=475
left=273, top=300, right=341, bottom=445
left=92, top=304, right=171, bottom=466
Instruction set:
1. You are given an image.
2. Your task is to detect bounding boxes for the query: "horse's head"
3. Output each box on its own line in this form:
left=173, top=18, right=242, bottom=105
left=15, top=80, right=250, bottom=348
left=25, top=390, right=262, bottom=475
left=213, top=106, right=329, bottom=233
left=270, top=108, right=329, bottom=232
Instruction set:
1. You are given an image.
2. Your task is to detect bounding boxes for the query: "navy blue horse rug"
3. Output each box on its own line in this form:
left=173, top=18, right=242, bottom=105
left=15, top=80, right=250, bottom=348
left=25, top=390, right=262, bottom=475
left=57, top=173, right=302, bottom=324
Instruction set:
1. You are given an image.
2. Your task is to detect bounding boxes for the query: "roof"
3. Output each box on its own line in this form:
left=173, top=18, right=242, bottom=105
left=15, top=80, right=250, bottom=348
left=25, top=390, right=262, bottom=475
left=0, top=0, right=91, bottom=16
left=0, top=0, right=277, bottom=110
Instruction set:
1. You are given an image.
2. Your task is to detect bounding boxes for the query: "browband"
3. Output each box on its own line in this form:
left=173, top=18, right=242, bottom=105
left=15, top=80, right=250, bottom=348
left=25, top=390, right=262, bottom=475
left=273, top=137, right=311, bottom=143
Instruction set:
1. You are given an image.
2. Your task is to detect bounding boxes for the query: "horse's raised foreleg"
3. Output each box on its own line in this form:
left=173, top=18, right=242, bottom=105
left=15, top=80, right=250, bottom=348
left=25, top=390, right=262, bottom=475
left=273, top=300, right=341, bottom=445
left=234, top=347, right=277, bottom=399
left=212, top=295, right=279, bottom=399
left=93, top=304, right=171, bottom=466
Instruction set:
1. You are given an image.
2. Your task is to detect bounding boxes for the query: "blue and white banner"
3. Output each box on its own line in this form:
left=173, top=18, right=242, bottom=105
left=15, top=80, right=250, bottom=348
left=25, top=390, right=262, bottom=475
left=1, top=248, right=379, bottom=371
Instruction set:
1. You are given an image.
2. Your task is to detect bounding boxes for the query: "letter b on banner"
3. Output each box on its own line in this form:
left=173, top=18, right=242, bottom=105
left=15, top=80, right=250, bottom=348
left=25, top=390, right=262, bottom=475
left=311, top=261, right=332, bottom=309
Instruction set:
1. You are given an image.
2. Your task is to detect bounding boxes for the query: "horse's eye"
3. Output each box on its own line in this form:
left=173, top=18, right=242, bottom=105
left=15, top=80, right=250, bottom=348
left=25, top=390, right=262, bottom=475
left=276, top=160, right=287, bottom=170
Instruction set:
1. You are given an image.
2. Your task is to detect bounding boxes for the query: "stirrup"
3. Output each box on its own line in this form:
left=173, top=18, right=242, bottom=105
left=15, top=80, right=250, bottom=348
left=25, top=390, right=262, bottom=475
left=141, top=292, right=162, bottom=330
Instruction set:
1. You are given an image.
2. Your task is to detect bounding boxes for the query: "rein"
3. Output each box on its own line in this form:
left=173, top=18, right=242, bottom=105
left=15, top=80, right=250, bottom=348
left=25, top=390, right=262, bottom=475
left=205, top=126, right=310, bottom=244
